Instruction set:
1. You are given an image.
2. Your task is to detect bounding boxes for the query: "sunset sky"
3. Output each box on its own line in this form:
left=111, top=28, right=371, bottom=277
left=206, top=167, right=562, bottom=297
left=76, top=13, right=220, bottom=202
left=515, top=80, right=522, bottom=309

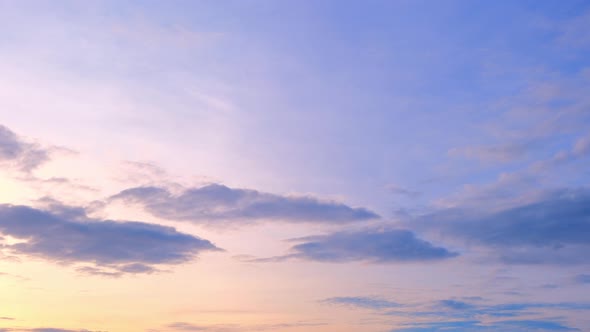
left=1, top=1, right=590, bottom=331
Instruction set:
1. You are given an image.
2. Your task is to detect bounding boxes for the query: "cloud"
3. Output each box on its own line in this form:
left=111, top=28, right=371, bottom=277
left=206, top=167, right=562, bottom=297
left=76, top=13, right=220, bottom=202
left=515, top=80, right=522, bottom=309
left=388, top=185, right=421, bottom=198
left=323, top=296, right=588, bottom=331
left=387, top=300, right=590, bottom=320
left=556, top=8, right=590, bottom=50
left=75, top=263, right=160, bottom=278
left=29, top=330, right=101, bottom=332
left=111, top=184, right=379, bottom=225
left=256, top=229, right=457, bottom=263
left=320, top=296, right=399, bottom=309
left=0, top=271, right=28, bottom=281
left=323, top=295, right=590, bottom=325
left=415, top=188, right=590, bottom=264
left=534, top=134, right=590, bottom=170
left=572, top=134, right=590, bottom=156
left=165, top=323, right=211, bottom=332
left=0, top=124, right=49, bottom=172
left=438, top=299, right=475, bottom=310
left=0, top=203, right=221, bottom=275
left=449, top=141, right=534, bottom=163
left=391, top=319, right=578, bottom=331
left=163, top=321, right=326, bottom=332
left=574, top=274, right=590, bottom=284
left=0, top=329, right=104, bottom=332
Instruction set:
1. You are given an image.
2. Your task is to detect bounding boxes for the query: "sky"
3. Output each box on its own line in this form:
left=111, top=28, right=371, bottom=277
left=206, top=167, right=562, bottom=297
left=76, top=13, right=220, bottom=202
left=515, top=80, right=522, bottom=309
left=0, top=0, right=590, bottom=331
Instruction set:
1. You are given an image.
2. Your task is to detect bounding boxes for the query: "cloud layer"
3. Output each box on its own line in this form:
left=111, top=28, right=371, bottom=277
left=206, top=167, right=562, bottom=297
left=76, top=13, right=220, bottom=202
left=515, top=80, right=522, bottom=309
left=0, top=203, right=220, bottom=275
left=112, top=184, right=379, bottom=225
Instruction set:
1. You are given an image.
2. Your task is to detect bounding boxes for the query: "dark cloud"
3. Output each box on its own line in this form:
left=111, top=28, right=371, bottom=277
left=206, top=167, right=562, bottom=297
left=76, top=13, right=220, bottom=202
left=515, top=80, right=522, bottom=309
left=111, top=184, right=379, bottom=225
left=415, top=188, right=590, bottom=265
left=0, top=203, right=221, bottom=275
left=0, top=124, right=49, bottom=172
left=256, top=229, right=457, bottom=263
left=320, top=296, right=399, bottom=309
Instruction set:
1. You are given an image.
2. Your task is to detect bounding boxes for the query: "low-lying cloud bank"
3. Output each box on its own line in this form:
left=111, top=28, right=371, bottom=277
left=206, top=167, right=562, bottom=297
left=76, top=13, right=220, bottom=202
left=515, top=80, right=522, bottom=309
left=0, top=203, right=221, bottom=275
left=111, top=184, right=379, bottom=225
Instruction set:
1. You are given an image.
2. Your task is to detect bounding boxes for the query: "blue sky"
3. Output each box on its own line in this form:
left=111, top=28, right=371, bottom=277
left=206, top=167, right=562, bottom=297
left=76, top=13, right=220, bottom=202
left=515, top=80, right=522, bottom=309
left=0, top=1, right=589, bottom=331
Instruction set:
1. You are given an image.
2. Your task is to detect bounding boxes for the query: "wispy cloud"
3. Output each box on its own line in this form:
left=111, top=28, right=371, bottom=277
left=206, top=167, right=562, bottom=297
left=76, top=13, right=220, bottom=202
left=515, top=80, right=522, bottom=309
left=437, top=299, right=475, bottom=310
left=388, top=185, right=422, bottom=198
left=320, top=297, right=399, bottom=309
left=0, top=271, right=29, bottom=282
left=161, top=320, right=326, bottom=332
left=449, top=141, right=534, bottom=163
left=0, top=328, right=104, bottom=332
left=533, top=133, right=590, bottom=171
left=0, top=124, right=49, bottom=172
left=321, top=295, right=589, bottom=331
left=391, top=319, right=578, bottom=331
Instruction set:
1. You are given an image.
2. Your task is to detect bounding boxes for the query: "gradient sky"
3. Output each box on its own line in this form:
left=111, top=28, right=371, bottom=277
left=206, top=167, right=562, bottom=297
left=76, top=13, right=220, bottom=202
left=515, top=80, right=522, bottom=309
left=1, top=1, right=590, bottom=331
